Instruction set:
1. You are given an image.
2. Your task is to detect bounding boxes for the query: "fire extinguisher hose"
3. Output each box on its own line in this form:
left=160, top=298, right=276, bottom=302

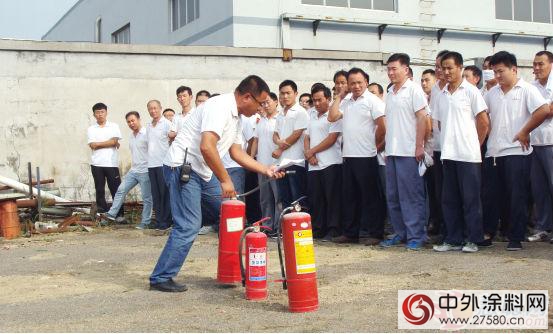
left=236, top=170, right=296, bottom=199
left=238, top=227, right=255, bottom=287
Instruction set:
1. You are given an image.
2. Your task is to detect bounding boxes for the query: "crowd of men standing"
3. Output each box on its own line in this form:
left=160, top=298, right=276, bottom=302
left=86, top=48, right=553, bottom=291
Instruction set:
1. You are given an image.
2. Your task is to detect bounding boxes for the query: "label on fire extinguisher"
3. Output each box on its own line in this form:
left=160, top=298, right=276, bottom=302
left=293, top=230, right=316, bottom=274
left=226, top=217, right=243, bottom=232
left=248, top=247, right=267, bottom=281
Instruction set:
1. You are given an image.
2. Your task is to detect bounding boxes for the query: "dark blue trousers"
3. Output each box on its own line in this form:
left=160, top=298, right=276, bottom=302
left=386, top=156, right=426, bottom=243
left=277, top=164, right=307, bottom=210
left=482, top=155, right=530, bottom=242
left=148, top=166, right=173, bottom=229
left=441, top=160, right=484, bottom=244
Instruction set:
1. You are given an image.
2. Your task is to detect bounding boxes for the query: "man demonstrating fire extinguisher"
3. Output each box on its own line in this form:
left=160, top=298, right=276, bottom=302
left=149, top=75, right=286, bottom=293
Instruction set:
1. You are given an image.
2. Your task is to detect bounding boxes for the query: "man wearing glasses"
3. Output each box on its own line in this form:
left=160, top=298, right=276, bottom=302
left=151, top=75, right=284, bottom=292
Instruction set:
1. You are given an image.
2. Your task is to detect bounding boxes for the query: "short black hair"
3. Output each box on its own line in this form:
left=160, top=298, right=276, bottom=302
left=299, top=93, right=312, bottom=102
left=441, top=51, right=464, bottom=67
left=368, top=82, right=384, bottom=95
left=464, top=65, right=482, bottom=85
left=422, top=69, right=436, bottom=76
left=162, top=108, right=175, bottom=115
left=437, top=50, right=450, bottom=59
left=387, top=53, right=410, bottom=67
left=310, top=83, right=331, bottom=99
left=176, top=86, right=192, bottom=96
left=269, top=92, right=278, bottom=101
left=125, top=111, right=140, bottom=120
left=236, top=75, right=271, bottom=97
left=408, top=67, right=414, bottom=77
left=196, top=90, right=210, bottom=98
left=536, top=50, right=553, bottom=62
left=92, top=102, right=107, bottom=112
left=347, top=67, right=370, bottom=82
left=490, top=51, right=517, bottom=68
left=333, top=70, right=348, bottom=83
left=279, top=79, right=298, bottom=92
left=484, top=55, right=493, bottom=63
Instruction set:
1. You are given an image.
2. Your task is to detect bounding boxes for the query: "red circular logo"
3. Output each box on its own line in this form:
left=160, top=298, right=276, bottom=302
left=402, top=293, right=435, bottom=325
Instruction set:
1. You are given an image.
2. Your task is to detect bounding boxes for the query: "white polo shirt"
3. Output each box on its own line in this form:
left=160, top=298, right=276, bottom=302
left=485, top=78, right=547, bottom=157
left=306, top=108, right=343, bottom=171
left=129, top=127, right=148, bottom=174
left=532, top=73, right=553, bottom=146
left=429, top=82, right=443, bottom=152
left=87, top=121, right=122, bottom=167
left=146, top=117, right=171, bottom=168
left=275, top=103, right=309, bottom=166
left=170, top=108, right=195, bottom=133
left=385, top=79, right=428, bottom=157
left=163, top=93, right=243, bottom=181
left=339, top=89, right=385, bottom=157
left=254, top=114, right=278, bottom=166
left=222, top=115, right=255, bottom=169
left=434, top=79, right=487, bottom=163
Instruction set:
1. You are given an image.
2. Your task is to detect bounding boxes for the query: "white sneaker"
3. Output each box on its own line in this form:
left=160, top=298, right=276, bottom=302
left=433, top=243, right=462, bottom=252
left=527, top=231, right=549, bottom=242
left=462, top=242, right=478, bottom=253
left=198, top=225, right=214, bottom=235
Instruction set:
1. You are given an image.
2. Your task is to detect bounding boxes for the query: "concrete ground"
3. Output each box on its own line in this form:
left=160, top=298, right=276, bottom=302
left=0, top=227, right=552, bottom=332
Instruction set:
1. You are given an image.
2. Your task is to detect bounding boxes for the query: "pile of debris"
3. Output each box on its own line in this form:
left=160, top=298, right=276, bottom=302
left=0, top=163, right=141, bottom=239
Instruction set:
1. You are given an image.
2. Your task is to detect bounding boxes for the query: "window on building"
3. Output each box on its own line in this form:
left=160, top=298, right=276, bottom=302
left=495, top=0, right=552, bottom=23
left=171, top=0, right=200, bottom=31
left=301, top=0, right=395, bottom=11
left=112, top=24, right=130, bottom=44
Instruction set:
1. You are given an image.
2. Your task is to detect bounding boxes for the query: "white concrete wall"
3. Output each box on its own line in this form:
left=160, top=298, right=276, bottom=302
left=0, top=40, right=535, bottom=201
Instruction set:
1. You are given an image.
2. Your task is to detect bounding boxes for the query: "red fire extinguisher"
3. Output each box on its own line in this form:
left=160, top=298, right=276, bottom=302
left=277, top=196, right=319, bottom=313
left=217, top=199, right=245, bottom=284
left=238, top=217, right=271, bottom=301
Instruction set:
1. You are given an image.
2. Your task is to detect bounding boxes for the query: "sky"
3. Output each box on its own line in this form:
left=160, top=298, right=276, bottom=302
left=0, top=0, right=79, bottom=40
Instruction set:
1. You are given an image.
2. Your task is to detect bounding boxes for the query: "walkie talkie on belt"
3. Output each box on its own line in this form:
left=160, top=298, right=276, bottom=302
left=180, top=148, right=192, bottom=183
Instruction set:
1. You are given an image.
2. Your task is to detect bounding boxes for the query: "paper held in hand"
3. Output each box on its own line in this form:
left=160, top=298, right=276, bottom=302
left=275, top=158, right=304, bottom=172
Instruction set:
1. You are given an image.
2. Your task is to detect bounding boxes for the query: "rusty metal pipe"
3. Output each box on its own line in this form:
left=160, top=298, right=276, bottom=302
left=0, top=179, right=55, bottom=192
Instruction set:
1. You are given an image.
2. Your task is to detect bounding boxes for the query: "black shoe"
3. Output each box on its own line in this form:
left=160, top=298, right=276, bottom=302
left=264, top=230, right=279, bottom=240
left=332, top=235, right=358, bottom=244
left=506, top=241, right=522, bottom=251
left=150, top=279, right=188, bottom=292
left=477, top=239, right=493, bottom=247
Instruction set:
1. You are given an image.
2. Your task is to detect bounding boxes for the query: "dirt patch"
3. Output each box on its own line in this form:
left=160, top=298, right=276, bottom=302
left=0, top=229, right=551, bottom=332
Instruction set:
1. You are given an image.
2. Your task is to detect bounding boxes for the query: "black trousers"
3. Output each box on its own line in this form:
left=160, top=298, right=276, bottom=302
left=245, top=170, right=262, bottom=225
left=342, top=157, right=384, bottom=239
left=482, top=155, right=530, bottom=242
left=91, top=165, right=122, bottom=216
left=307, top=164, right=342, bottom=238
left=148, top=167, right=173, bottom=229
left=428, top=151, right=445, bottom=236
